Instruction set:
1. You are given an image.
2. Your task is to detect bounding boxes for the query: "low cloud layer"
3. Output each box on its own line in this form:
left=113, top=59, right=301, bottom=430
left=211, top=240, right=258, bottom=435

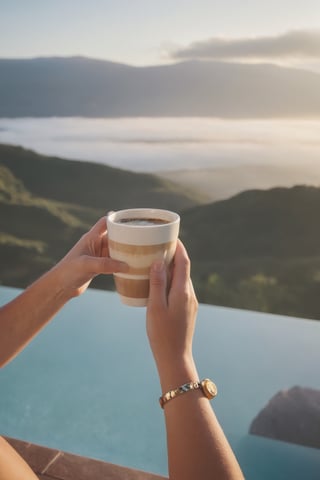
left=1, top=117, right=320, bottom=173
left=2, top=117, right=320, bottom=203
left=172, top=29, right=320, bottom=61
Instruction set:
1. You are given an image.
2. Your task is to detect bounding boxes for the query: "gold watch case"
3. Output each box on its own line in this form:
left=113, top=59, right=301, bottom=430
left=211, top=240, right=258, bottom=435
left=201, top=378, right=218, bottom=399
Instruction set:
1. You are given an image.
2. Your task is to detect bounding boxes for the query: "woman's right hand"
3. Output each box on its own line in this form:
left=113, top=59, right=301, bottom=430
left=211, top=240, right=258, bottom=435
left=146, top=240, right=199, bottom=391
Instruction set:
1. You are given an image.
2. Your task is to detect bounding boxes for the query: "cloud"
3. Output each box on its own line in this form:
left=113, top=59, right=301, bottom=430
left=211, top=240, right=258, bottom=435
left=1, top=117, right=320, bottom=175
left=172, top=29, right=320, bottom=61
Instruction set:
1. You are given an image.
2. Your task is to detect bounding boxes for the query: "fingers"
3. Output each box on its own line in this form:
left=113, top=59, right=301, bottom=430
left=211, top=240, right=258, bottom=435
left=88, top=217, right=108, bottom=237
left=170, top=239, right=191, bottom=293
left=83, top=256, right=128, bottom=275
left=147, top=240, right=191, bottom=310
left=148, top=260, right=168, bottom=310
left=86, top=217, right=109, bottom=257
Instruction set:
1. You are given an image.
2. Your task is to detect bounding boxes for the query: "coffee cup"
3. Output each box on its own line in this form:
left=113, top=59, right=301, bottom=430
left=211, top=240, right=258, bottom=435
left=106, top=208, right=180, bottom=306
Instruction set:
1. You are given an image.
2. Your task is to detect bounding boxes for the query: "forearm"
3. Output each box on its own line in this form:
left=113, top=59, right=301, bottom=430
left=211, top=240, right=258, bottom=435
left=0, top=265, right=72, bottom=367
left=158, top=360, right=244, bottom=480
left=0, top=437, right=38, bottom=480
left=147, top=245, right=243, bottom=479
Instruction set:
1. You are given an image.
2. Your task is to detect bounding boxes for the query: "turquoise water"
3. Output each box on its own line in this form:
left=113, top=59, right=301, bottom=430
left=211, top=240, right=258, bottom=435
left=1, top=286, right=320, bottom=478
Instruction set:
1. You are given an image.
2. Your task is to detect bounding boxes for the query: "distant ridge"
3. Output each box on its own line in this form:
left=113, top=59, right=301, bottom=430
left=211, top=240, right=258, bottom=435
left=1, top=56, right=320, bottom=118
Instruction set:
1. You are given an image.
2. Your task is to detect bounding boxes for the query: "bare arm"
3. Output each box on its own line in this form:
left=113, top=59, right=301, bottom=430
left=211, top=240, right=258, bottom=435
left=0, top=218, right=127, bottom=367
left=146, top=241, right=244, bottom=480
left=0, top=437, right=38, bottom=480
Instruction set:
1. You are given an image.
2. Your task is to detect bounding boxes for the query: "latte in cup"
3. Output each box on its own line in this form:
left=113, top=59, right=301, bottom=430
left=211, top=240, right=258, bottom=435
left=107, top=208, right=180, bottom=307
left=117, top=218, right=169, bottom=226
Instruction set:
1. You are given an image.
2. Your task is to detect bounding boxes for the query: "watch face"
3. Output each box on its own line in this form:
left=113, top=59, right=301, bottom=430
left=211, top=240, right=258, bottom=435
left=202, top=379, right=217, bottom=399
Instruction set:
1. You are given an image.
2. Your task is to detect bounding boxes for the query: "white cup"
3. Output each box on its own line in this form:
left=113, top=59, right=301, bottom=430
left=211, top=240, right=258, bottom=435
left=106, top=208, right=180, bottom=306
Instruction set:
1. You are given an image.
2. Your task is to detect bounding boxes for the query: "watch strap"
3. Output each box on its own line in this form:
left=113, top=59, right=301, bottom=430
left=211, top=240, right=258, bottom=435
left=159, top=378, right=217, bottom=409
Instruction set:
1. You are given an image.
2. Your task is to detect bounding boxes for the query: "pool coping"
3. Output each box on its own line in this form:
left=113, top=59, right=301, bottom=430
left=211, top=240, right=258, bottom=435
left=4, top=436, right=167, bottom=480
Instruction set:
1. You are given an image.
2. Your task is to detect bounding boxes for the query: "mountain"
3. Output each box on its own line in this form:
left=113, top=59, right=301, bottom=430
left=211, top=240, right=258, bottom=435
left=1, top=56, right=320, bottom=118
left=0, top=143, right=201, bottom=289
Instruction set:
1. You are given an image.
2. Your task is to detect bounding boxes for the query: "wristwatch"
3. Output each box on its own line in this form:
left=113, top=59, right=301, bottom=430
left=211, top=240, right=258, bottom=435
left=201, top=378, right=218, bottom=399
left=159, top=378, right=217, bottom=408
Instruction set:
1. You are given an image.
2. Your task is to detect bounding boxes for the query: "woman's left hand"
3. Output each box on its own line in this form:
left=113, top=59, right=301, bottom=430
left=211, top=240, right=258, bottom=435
left=55, top=217, right=128, bottom=297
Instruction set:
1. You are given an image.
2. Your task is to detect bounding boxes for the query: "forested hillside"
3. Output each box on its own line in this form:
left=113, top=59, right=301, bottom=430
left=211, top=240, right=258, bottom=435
left=1, top=143, right=320, bottom=320
left=181, top=187, right=320, bottom=320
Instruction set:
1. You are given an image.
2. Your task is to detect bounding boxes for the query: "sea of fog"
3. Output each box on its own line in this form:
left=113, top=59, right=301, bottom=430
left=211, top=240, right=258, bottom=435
left=1, top=117, right=320, bottom=173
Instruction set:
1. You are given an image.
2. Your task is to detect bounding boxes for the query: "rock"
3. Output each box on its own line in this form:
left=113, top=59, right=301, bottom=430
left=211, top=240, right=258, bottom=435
left=249, top=386, right=320, bottom=449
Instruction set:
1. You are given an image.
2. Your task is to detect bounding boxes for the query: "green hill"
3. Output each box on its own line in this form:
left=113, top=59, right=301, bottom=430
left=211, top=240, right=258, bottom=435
left=0, top=144, right=201, bottom=289
left=0, top=144, right=201, bottom=211
left=180, top=186, right=320, bottom=320
left=181, top=186, right=320, bottom=259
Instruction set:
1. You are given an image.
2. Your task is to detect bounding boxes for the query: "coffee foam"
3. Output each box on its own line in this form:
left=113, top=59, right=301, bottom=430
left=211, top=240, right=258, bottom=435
left=117, top=218, right=169, bottom=226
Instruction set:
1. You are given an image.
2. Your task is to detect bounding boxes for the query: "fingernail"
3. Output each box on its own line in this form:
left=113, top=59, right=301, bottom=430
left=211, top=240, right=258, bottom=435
left=152, top=260, right=164, bottom=272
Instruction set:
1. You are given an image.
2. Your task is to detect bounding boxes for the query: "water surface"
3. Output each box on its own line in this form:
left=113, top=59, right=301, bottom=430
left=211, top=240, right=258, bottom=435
left=1, top=286, right=320, bottom=478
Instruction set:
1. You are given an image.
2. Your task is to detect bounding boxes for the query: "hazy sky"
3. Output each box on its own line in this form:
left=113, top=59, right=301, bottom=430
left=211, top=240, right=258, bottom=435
left=1, top=0, right=320, bottom=68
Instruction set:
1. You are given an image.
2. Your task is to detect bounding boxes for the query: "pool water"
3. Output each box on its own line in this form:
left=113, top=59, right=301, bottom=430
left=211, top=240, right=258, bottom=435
left=1, top=286, right=320, bottom=478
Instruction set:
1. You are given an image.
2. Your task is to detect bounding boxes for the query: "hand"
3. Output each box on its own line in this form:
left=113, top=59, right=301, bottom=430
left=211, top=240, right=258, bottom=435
left=54, top=217, right=128, bottom=298
left=147, top=241, right=245, bottom=480
left=146, top=240, right=198, bottom=388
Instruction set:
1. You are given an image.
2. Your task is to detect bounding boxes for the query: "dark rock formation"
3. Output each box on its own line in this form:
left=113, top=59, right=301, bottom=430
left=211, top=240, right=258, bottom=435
left=249, top=386, right=320, bottom=449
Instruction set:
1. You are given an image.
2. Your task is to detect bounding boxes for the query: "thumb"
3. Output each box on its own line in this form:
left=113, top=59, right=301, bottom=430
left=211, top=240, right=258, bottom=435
left=148, top=260, right=167, bottom=308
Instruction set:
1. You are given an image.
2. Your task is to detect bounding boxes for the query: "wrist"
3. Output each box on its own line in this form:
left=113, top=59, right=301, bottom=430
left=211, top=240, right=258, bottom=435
left=48, top=262, right=77, bottom=302
left=156, top=356, right=199, bottom=393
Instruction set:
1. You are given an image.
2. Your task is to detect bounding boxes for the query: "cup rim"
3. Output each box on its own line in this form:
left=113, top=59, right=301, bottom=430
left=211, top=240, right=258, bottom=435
left=107, top=208, right=180, bottom=227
